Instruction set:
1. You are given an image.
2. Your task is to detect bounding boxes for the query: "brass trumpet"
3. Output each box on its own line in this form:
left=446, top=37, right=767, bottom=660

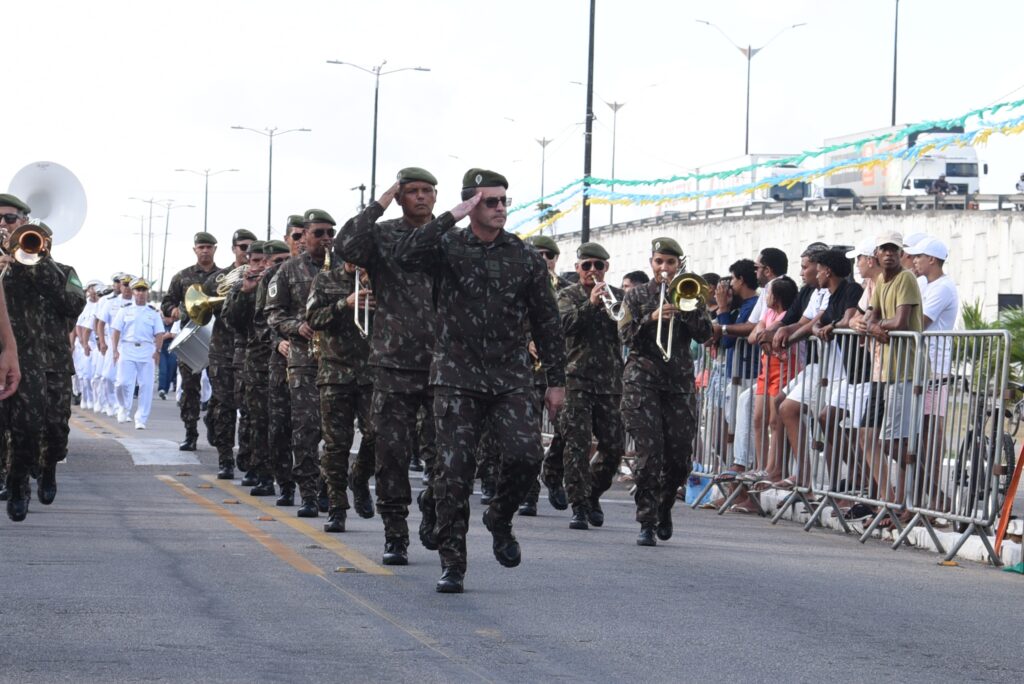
left=655, top=272, right=710, bottom=361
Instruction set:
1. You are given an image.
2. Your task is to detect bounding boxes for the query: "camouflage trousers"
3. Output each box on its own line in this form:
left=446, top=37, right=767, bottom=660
left=232, top=363, right=252, bottom=472
left=620, top=384, right=696, bottom=525
left=371, top=373, right=434, bottom=541
left=245, top=370, right=272, bottom=480
left=434, top=387, right=542, bottom=571
left=2, top=365, right=45, bottom=494
left=288, top=368, right=322, bottom=500
left=559, top=389, right=624, bottom=508
left=319, top=383, right=375, bottom=510
left=178, top=362, right=202, bottom=440
left=206, top=358, right=237, bottom=468
left=268, top=360, right=293, bottom=487
left=44, top=371, right=73, bottom=468
left=476, top=387, right=549, bottom=498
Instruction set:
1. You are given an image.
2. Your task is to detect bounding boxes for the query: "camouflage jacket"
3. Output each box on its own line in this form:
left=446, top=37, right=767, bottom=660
left=203, top=265, right=239, bottom=363
left=161, top=261, right=219, bottom=325
left=334, top=202, right=435, bottom=375
left=257, top=262, right=287, bottom=373
left=222, top=279, right=262, bottom=377
left=557, top=282, right=624, bottom=394
left=619, top=278, right=713, bottom=392
left=306, top=266, right=373, bottom=388
left=4, top=257, right=86, bottom=374
left=266, top=252, right=322, bottom=371
left=394, top=213, right=566, bottom=394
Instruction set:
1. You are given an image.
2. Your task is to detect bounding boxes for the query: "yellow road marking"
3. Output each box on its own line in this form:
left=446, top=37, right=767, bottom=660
left=156, top=475, right=323, bottom=577
left=70, top=410, right=132, bottom=439
left=201, top=475, right=393, bottom=576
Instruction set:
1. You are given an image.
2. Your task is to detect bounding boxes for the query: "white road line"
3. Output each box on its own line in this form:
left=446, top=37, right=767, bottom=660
left=115, top=438, right=201, bottom=466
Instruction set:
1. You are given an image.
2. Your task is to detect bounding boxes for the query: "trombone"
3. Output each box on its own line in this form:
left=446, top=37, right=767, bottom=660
left=353, top=267, right=371, bottom=338
left=655, top=272, right=711, bottom=361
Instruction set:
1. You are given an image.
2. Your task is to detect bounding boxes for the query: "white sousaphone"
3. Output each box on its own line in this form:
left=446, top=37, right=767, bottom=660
left=7, top=161, right=87, bottom=245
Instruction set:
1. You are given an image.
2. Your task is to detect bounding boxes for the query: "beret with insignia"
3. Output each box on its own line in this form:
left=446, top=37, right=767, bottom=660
left=397, top=167, right=438, bottom=186
left=287, top=214, right=306, bottom=229
left=651, top=236, right=684, bottom=258
left=303, top=208, right=336, bottom=226
left=462, top=168, right=508, bottom=190
left=232, top=229, right=258, bottom=244
left=248, top=240, right=265, bottom=254
left=263, top=240, right=290, bottom=255
left=576, top=241, right=609, bottom=260
left=0, top=193, right=31, bottom=215
left=194, top=231, right=218, bottom=245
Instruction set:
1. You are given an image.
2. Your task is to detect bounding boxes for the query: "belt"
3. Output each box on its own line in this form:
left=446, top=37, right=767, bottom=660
left=132, top=343, right=142, bottom=347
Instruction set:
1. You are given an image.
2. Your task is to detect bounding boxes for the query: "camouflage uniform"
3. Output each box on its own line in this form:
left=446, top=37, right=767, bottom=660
left=306, top=266, right=375, bottom=510
left=266, top=253, right=323, bottom=502
left=619, top=280, right=713, bottom=525
left=230, top=295, right=252, bottom=472
left=161, top=262, right=219, bottom=442
left=557, top=282, right=626, bottom=511
left=258, top=262, right=294, bottom=489
left=335, top=203, right=437, bottom=544
left=223, top=280, right=271, bottom=483
left=394, top=213, right=566, bottom=574
left=203, top=267, right=242, bottom=470
left=2, top=258, right=85, bottom=499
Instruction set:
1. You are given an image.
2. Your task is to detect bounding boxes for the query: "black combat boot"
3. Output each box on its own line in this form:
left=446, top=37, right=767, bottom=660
left=37, top=464, right=57, bottom=506
left=435, top=566, right=465, bottom=594
left=636, top=523, right=657, bottom=547
left=296, top=496, right=319, bottom=518
left=517, top=499, right=537, bottom=516
left=587, top=494, right=605, bottom=527
left=656, top=509, right=673, bottom=541
left=417, top=490, right=438, bottom=551
left=409, top=455, right=424, bottom=472
left=275, top=482, right=295, bottom=506
left=240, top=471, right=259, bottom=487
left=569, top=505, right=590, bottom=530
left=547, top=481, right=569, bottom=511
left=482, top=508, right=521, bottom=568
left=6, top=478, right=28, bottom=522
left=250, top=479, right=276, bottom=497
left=323, top=508, right=346, bottom=533
left=350, top=479, right=374, bottom=519
left=216, top=465, right=234, bottom=480
left=178, top=431, right=198, bottom=451
left=382, top=538, right=409, bottom=566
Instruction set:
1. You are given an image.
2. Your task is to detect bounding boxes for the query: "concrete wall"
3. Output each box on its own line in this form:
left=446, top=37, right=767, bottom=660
left=552, top=210, right=1021, bottom=319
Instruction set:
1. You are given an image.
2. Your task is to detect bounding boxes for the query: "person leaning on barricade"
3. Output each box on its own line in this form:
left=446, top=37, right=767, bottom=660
left=853, top=231, right=922, bottom=529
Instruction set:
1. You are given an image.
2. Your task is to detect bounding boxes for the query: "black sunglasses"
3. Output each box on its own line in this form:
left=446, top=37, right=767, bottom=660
left=482, top=196, right=511, bottom=209
left=235, top=242, right=252, bottom=251
left=311, top=228, right=335, bottom=238
left=290, top=232, right=304, bottom=241
left=1, top=213, right=22, bottom=225
left=538, top=250, right=556, bottom=260
left=580, top=260, right=606, bottom=271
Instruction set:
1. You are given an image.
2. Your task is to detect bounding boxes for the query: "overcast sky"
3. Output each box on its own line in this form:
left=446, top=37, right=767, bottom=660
left=5, top=0, right=1024, bottom=287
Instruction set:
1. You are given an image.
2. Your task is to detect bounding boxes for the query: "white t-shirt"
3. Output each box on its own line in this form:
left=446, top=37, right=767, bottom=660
left=112, top=303, right=163, bottom=362
left=919, top=274, right=959, bottom=374
left=802, top=287, right=831, bottom=320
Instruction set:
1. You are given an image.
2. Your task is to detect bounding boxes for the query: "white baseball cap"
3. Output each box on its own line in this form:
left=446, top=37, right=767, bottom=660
left=903, top=232, right=929, bottom=248
left=874, top=231, right=904, bottom=248
left=846, top=238, right=876, bottom=259
left=905, top=236, right=949, bottom=260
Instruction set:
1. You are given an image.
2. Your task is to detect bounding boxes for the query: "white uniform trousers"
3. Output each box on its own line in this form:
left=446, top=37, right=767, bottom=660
left=116, top=356, right=155, bottom=426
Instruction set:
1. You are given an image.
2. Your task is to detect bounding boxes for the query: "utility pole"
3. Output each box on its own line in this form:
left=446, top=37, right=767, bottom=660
left=581, top=0, right=596, bottom=244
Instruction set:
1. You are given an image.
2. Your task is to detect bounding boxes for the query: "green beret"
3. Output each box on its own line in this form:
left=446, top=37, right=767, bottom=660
left=528, top=235, right=560, bottom=255
left=0, top=193, right=30, bottom=215
left=576, top=242, right=609, bottom=260
left=194, top=231, right=218, bottom=245
left=248, top=240, right=265, bottom=254
left=263, top=240, right=290, bottom=255
left=651, top=237, right=684, bottom=258
left=462, top=168, right=508, bottom=190
left=232, top=229, right=258, bottom=244
left=303, top=208, right=336, bottom=226
left=287, top=214, right=306, bottom=229
left=397, top=167, right=438, bottom=186
left=130, top=277, right=150, bottom=290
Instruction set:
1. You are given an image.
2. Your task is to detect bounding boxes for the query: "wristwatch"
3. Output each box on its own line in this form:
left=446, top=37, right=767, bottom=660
left=722, top=324, right=729, bottom=336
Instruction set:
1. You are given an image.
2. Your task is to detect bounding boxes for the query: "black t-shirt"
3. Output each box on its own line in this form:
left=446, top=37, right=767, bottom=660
left=782, top=284, right=815, bottom=326
left=820, top=279, right=863, bottom=327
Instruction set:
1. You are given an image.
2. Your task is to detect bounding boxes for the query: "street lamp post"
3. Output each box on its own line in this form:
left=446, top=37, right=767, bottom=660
left=581, top=0, right=597, bottom=244
left=154, top=200, right=195, bottom=295
left=536, top=138, right=553, bottom=201
left=605, top=101, right=625, bottom=226
left=891, top=0, right=900, bottom=126
left=327, top=59, right=430, bottom=200
left=174, top=168, right=239, bottom=231
left=122, top=213, right=147, bottom=278
left=697, top=19, right=806, bottom=155
left=231, top=126, right=311, bottom=240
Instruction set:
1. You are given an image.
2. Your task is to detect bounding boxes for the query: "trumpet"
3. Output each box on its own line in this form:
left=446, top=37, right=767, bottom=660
left=353, top=266, right=371, bottom=339
left=595, top=281, right=625, bottom=321
left=0, top=227, right=47, bottom=280
left=655, top=272, right=711, bottom=361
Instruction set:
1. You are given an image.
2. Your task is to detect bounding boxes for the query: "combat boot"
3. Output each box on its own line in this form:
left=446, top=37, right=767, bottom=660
left=435, top=566, right=465, bottom=594
left=417, top=489, right=438, bottom=551
left=656, top=510, right=673, bottom=541
left=6, top=479, right=29, bottom=522
left=409, top=455, right=424, bottom=472
left=517, top=499, right=537, bottom=516
left=296, top=496, right=319, bottom=518
left=547, top=481, right=569, bottom=511
left=216, top=465, right=234, bottom=480
left=0, top=484, right=7, bottom=501
left=382, top=538, right=409, bottom=566
left=569, top=505, right=590, bottom=530
left=240, top=471, right=258, bottom=487
left=275, top=482, right=295, bottom=506
left=482, top=507, right=521, bottom=568
left=178, top=433, right=198, bottom=451
left=636, top=523, right=657, bottom=547
left=323, top=508, right=346, bottom=533
left=37, top=465, right=57, bottom=506
left=350, top=479, right=374, bottom=519
left=587, top=494, right=605, bottom=527
left=250, top=479, right=276, bottom=497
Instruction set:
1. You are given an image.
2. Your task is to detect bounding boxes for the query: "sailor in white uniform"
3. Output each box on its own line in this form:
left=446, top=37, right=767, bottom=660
left=111, top=278, right=164, bottom=429
left=73, top=280, right=104, bottom=410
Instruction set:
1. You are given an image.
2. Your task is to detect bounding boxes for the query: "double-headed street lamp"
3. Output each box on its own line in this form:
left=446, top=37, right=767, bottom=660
left=231, top=126, right=311, bottom=240
left=326, top=59, right=431, bottom=200
left=174, top=168, right=239, bottom=231
left=697, top=19, right=806, bottom=155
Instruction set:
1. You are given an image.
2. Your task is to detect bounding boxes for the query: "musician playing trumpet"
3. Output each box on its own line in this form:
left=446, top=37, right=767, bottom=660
left=556, top=242, right=626, bottom=531
left=618, top=237, right=713, bottom=546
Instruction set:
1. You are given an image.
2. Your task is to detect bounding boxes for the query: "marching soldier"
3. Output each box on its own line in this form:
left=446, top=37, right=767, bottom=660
left=557, top=242, right=625, bottom=530
left=306, top=259, right=376, bottom=532
left=110, top=278, right=164, bottom=429
left=161, top=232, right=220, bottom=451
left=335, top=167, right=440, bottom=565
left=203, top=229, right=256, bottom=479
left=619, top=238, right=713, bottom=546
left=267, top=210, right=334, bottom=517
left=394, top=168, right=566, bottom=594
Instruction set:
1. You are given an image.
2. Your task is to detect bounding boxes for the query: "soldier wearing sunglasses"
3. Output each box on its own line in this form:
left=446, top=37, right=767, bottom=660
left=161, top=232, right=221, bottom=451
left=267, top=210, right=335, bottom=518
left=335, top=167, right=441, bottom=567
left=202, top=229, right=256, bottom=481
left=557, top=242, right=626, bottom=531
left=395, top=168, right=566, bottom=594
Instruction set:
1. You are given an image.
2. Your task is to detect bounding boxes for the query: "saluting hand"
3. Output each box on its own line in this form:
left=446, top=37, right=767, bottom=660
left=378, top=182, right=401, bottom=210
left=450, top=192, right=482, bottom=221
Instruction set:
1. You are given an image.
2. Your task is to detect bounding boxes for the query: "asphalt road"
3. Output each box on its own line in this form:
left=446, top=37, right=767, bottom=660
left=1, top=396, right=1020, bottom=683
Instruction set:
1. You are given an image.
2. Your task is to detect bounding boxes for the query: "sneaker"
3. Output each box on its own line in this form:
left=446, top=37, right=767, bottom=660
left=158, top=389, right=166, bottom=400
left=117, top=409, right=129, bottom=423
left=105, top=406, right=116, bottom=417
left=134, top=420, right=146, bottom=430
left=81, top=400, right=91, bottom=411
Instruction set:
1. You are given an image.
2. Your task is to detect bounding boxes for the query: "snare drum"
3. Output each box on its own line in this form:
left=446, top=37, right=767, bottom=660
left=168, top=320, right=213, bottom=371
